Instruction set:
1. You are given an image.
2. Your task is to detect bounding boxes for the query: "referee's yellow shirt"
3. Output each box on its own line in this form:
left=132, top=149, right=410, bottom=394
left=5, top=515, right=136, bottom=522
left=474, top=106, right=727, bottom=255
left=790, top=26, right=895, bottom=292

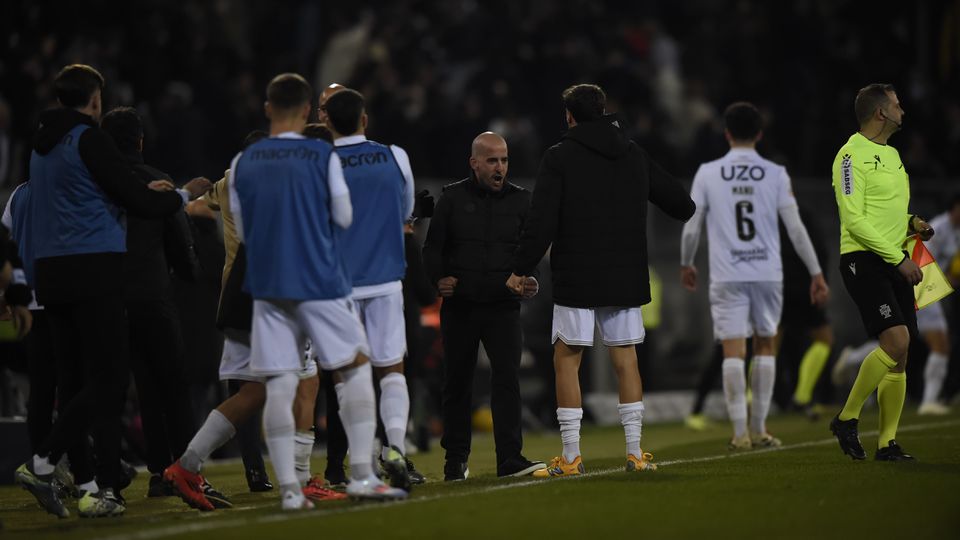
left=832, top=132, right=911, bottom=265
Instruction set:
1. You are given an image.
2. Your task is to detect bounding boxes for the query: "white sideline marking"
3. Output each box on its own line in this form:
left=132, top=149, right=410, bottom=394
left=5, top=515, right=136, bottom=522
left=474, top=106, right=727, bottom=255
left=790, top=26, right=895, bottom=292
left=96, top=419, right=960, bottom=540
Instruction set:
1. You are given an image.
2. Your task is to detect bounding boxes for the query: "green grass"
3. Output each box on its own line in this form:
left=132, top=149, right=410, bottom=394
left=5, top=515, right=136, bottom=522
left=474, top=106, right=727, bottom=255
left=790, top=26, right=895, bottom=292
left=2, top=409, right=959, bottom=539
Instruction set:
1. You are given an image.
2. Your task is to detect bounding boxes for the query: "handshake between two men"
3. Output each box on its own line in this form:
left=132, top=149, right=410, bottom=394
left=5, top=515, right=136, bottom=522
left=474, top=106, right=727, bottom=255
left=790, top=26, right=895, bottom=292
left=434, top=273, right=539, bottom=299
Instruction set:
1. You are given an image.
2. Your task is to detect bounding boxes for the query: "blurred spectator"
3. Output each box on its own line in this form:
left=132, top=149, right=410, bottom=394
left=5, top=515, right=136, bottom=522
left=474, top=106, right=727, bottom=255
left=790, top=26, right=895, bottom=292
left=1, top=1, right=956, bottom=185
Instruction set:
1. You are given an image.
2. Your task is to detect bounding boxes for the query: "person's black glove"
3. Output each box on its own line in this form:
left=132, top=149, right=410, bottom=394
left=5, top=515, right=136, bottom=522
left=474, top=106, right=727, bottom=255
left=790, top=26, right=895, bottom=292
left=413, top=189, right=434, bottom=220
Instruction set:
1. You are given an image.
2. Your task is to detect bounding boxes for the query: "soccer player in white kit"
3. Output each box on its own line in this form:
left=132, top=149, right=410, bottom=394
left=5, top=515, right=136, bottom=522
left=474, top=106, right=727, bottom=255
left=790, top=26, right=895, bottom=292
left=323, top=88, right=425, bottom=488
left=911, top=198, right=960, bottom=414
left=680, top=102, right=829, bottom=450
left=231, top=73, right=406, bottom=509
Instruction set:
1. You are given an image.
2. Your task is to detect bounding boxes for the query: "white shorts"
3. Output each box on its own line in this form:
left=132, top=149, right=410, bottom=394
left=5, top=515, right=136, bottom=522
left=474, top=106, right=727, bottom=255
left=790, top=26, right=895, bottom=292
left=251, top=298, right=370, bottom=376
left=552, top=305, right=645, bottom=346
left=353, top=290, right=407, bottom=367
left=709, top=281, right=783, bottom=340
left=917, top=301, right=948, bottom=333
left=219, top=336, right=264, bottom=383
left=220, top=335, right=319, bottom=382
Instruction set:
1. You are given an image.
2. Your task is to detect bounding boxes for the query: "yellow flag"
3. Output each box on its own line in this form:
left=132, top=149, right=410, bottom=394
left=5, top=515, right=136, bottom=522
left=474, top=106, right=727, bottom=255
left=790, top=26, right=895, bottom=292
left=904, top=236, right=954, bottom=310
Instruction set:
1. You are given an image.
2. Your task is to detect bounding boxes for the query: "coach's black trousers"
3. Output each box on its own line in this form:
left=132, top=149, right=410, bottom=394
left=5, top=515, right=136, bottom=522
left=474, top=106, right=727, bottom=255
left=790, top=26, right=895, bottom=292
left=128, top=295, right=196, bottom=475
left=37, top=296, right=128, bottom=489
left=440, top=298, right=523, bottom=469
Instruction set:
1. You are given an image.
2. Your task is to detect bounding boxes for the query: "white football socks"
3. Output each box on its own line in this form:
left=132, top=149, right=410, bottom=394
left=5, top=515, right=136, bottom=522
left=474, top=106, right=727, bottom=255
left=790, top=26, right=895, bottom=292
left=263, top=373, right=300, bottom=496
left=181, top=409, right=237, bottom=473
left=922, top=351, right=949, bottom=405
left=557, top=407, right=583, bottom=462
left=79, top=480, right=99, bottom=494
left=379, top=372, right=410, bottom=459
left=618, top=401, right=644, bottom=458
left=750, top=355, right=776, bottom=435
left=336, top=362, right=377, bottom=481
left=294, top=430, right=315, bottom=485
left=722, top=358, right=748, bottom=439
left=32, top=455, right=54, bottom=476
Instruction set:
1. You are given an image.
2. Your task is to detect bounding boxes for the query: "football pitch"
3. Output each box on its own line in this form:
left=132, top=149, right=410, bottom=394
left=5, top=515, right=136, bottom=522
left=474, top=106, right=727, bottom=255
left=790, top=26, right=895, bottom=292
left=2, top=409, right=958, bottom=540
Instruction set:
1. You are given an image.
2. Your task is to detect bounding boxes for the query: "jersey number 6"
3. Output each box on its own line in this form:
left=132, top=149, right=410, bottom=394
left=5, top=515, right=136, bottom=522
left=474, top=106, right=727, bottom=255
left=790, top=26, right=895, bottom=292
left=735, top=201, right=756, bottom=241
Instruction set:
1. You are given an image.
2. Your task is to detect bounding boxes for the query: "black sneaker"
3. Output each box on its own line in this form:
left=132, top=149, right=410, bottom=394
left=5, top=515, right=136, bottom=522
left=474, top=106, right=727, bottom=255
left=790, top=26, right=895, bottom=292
left=830, top=415, right=866, bottom=460
left=443, top=460, right=469, bottom=482
left=117, top=460, right=138, bottom=492
left=201, top=481, right=233, bottom=509
left=14, top=461, right=69, bottom=518
left=380, top=446, right=412, bottom=492
left=324, top=465, right=348, bottom=492
left=245, top=468, right=273, bottom=493
left=404, top=454, right=426, bottom=485
left=497, top=456, right=547, bottom=478
left=147, top=474, right=176, bottom=497
left=875, top=440, right=915, bottom=462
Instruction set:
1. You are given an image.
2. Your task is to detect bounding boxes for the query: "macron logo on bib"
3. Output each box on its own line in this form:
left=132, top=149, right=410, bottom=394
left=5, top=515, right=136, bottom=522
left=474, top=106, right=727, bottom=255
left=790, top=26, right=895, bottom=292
left=841, top=154, right=853, bottom=196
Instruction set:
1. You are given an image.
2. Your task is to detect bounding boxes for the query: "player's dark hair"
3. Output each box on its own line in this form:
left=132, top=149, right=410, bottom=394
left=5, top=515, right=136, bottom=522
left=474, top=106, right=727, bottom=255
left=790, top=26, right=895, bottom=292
left=724, top=102, right=763, bottom=141
left=302, top=122, right=333, bottom=142
left=324, top=89, right=365, bottom=136
left=241, top=130, right=268, bottom=150
left=854, top=83, right=896, bottom=125
left=54, top=64, right=105, bottom=108
left=266, top=73, right=313, bottom=111
left=562, top=84, right=606, bottom=123
left=100, top=107, right=143, bottom=156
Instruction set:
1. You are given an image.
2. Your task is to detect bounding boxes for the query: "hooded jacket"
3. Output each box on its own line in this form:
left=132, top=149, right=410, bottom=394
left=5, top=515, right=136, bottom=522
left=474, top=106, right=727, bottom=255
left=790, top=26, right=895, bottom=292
left=29, top=108, right=184, bottom=304
left=512, top=114, right=695, bottom=308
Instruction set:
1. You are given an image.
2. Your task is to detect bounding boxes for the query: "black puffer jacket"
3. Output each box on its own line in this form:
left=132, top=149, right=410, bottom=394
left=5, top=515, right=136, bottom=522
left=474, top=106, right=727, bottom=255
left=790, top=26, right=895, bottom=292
left=423, top=175, right=532, bottom=303
left=512, top=114, right=695, bottom=308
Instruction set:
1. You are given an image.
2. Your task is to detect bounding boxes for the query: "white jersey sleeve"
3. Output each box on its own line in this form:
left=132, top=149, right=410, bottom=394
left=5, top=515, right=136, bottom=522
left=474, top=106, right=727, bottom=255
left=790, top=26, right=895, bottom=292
left=680, top=166, right=707, bottom=267
left=777, top=167, right=797, bottom=209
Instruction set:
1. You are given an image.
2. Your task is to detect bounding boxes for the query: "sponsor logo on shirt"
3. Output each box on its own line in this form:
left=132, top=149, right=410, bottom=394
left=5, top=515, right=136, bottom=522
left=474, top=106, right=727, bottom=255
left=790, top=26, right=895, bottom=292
left=340, top=151, right=389, bottom=168
left=879, top=304, right=892, bottom=319
left=730, top=247, right=768, bottom=264
left=841, top=154, right=853, bottom=196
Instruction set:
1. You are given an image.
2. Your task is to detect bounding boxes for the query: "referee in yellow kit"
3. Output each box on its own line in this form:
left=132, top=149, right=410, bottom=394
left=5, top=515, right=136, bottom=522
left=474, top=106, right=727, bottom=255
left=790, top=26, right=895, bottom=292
left=829, top=83, right=934, bottom=462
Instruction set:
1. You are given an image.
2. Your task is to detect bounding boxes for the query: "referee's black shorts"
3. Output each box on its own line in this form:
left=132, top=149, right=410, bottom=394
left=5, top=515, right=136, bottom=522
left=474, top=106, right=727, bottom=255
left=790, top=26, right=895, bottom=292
left=839, top=250, right=918, bottom=339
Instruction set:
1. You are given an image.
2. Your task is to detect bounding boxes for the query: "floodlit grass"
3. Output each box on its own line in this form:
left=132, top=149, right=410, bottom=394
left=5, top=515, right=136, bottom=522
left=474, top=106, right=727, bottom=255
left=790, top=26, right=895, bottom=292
left=2, top=409, right=958, bottom=539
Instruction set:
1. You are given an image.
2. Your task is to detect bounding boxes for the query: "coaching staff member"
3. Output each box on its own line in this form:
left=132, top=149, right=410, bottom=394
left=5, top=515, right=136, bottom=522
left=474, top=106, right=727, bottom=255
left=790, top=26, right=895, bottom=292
left=508, top=84, right=695, bottom=477
left=423, top=132, right=546, bottom=481
left=15, top=65, right=210, bottom=518
left=101, top=106, right=203, bottom=495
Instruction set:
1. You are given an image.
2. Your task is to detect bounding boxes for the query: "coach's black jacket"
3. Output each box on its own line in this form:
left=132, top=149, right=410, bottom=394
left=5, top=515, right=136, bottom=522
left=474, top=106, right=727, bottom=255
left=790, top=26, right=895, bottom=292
left=423, top=175, right=534, bottom=303
left=512, top=114, right=695, bottom=308
left=121, top=153, right=201, bottom=301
